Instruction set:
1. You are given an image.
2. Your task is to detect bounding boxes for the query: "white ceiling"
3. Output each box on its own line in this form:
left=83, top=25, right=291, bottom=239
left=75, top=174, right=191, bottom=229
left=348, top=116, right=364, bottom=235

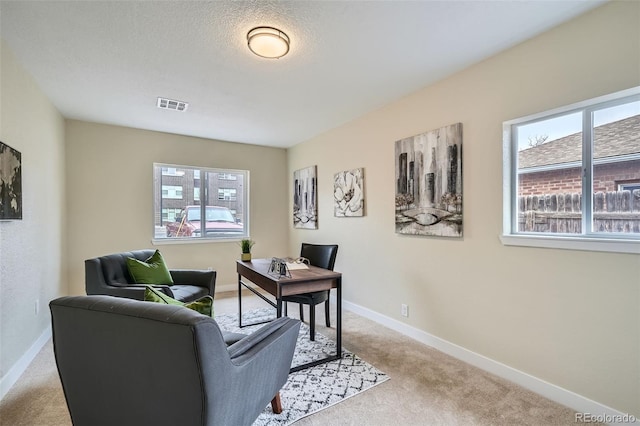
left=0, top=0, right=606, bottom=148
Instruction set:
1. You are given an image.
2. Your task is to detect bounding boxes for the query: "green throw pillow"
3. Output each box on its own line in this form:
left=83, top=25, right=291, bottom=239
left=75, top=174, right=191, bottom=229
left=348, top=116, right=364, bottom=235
left=126, top=250, right=174, bottom=285
left=144, top=285, right=214, bottom=317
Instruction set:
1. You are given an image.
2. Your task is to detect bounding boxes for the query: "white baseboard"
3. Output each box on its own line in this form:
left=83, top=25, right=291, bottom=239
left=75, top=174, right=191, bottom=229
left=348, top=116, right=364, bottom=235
left=340, top=298, right=638, bottom=425
left=216, top=283, right=239, bottom=293
left=0, top=325, right=52, bottom=401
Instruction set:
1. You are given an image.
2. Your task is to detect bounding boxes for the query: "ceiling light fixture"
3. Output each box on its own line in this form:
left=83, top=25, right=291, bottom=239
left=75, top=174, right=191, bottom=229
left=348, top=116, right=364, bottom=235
left=247, top=26, right=290, bottom=59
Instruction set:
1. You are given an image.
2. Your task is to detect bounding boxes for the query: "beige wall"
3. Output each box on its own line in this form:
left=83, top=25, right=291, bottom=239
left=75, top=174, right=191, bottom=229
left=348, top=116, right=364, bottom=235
left=288, top=1, right=640, bottom=416
left=65, top=120, right=289, bottom=295
left=0, top=41, right=66, bottom=379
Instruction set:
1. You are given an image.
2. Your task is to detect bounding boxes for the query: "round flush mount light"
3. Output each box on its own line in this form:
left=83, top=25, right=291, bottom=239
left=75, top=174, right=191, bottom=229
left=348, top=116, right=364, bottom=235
left=247, top=26, right=290, bottom=59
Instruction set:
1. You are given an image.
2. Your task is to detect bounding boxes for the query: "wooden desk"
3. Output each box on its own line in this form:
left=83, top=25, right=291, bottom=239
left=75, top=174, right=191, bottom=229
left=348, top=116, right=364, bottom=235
left=236, top=258, right=342, bottom=372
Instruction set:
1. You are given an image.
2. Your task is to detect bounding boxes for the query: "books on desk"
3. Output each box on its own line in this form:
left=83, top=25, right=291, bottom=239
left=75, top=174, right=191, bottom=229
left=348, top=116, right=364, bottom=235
left=286, top=261, right=309, bottom=270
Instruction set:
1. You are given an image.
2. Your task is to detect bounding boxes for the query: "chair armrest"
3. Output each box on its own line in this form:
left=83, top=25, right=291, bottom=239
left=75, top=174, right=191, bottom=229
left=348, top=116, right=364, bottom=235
left=195, top=316, right=300, bottom=425
left=89, top=284, right=174, bottom=300
left=170, top=269, right=216, bottom=296
left=228, top=316, right=300, bottom=362
left=222, top=331, right=247, bottom=346
left=222, top=316, right=300, bottom=420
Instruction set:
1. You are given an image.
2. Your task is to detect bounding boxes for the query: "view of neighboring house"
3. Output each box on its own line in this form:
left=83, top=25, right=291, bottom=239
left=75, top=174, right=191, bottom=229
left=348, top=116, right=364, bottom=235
left=518, top=115, right=640, bottom=195
left=516, top=115, right=640, bottom=233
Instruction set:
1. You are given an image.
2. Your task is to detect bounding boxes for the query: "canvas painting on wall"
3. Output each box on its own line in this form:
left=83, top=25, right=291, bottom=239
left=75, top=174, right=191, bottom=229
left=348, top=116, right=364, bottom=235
left=334, top=168, right=364, bottom=217
left=293, top=165, right=317, bottom=229
left=395, top=123, right=463, bottom=237
left=0, top=141, right=22, bottom=220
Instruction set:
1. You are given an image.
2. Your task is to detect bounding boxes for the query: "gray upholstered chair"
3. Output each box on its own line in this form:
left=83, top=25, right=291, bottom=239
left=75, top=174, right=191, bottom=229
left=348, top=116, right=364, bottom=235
left=282, top=243, right=338, bottom=341
left=50, top=295, right=300, bottom=426
left=85, top=249, right=215, bottom=302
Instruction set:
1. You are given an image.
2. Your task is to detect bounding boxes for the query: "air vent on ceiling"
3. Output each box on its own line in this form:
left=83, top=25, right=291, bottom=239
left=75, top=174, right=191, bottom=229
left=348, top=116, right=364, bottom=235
left=157, top=97, right=188, bottom=112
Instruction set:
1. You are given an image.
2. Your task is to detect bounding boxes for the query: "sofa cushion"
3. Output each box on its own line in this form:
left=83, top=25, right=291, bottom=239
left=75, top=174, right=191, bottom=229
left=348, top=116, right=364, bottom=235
left=144, top=286, right=213, bottom=317
left=169, top=284, right=210, bottom=302
left=126, top=250, right=173, bottom=285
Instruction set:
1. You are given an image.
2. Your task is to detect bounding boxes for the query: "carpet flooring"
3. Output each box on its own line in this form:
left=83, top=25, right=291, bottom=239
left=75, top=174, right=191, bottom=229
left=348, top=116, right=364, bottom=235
left=0, top=290, right=597, bottom=425
left=215, top=308, right=389, bottom=425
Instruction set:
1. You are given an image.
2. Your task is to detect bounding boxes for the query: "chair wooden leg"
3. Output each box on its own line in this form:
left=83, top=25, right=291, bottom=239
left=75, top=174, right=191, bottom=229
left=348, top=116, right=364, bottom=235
left=324, top=300, right=331, bottom=327
left=309, top=304, right=316, bottom=341
left=299, top=304, right=304, bottom=322
left=271, top=392, right=283, bottom=414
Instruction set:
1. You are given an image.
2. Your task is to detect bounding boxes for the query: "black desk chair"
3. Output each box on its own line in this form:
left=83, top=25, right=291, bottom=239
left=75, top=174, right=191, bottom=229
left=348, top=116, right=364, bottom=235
left=283, top=243, right=338, bottom=341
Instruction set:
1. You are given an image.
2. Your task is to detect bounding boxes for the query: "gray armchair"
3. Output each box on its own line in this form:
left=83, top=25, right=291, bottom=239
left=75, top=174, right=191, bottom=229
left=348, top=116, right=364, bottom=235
left=85, top=249, right=215, bottom=302
left=50, top=295, right=300, bottom=426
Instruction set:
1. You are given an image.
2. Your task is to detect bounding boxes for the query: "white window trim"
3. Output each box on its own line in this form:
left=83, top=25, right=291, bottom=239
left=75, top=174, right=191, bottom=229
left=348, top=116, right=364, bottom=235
left=153, top=236, right=245, bottom=246
left=161, top=185, right=183, bottom=199
left=502, top=86, right=640, bottom=254
left=499, top=234, right=640, bottom=254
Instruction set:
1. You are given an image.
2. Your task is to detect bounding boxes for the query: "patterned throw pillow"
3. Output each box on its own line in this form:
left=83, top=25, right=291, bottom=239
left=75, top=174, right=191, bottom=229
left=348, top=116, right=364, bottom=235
left=126, top=250, right=174, bottom=285
left=144, top=285, right=214, bottom=317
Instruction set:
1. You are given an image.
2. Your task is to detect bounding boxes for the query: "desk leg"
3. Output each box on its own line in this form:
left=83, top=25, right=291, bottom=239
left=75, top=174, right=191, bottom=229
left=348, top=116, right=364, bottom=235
left=238, top=273, right=243, bottom=327
left=289, top=277, right=342, bottom=373
left=337, top=277, right=342, bottom=359
left=276, top=298, right=282, bottom=318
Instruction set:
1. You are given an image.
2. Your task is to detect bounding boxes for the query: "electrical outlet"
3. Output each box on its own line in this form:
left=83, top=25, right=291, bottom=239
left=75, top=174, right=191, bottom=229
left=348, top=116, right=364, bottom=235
left=35, top=299, right=40, bottom=315
left=401, top=304, right=408, bottom=317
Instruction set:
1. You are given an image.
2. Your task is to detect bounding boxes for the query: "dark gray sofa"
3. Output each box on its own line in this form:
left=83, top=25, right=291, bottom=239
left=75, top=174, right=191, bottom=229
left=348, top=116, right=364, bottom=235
left=50, top=295, right=301, bottom=426
left=85, top=249, right=215, bottom=302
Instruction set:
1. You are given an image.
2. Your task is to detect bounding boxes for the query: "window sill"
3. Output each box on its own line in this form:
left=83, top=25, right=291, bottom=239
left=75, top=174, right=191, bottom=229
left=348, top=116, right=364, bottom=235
left=151, top=237, right=245, bottom=246
left=500, top=234, right=640, bottom=254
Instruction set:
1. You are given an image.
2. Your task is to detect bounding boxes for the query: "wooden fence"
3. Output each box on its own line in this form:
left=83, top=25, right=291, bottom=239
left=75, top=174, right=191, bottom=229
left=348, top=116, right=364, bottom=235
left=518, top=190, right=640, bottom=233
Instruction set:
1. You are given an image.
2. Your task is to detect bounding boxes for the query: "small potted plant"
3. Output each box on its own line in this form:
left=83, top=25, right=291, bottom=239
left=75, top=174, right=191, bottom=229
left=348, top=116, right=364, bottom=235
left=240, top=239, right=255, bottom=261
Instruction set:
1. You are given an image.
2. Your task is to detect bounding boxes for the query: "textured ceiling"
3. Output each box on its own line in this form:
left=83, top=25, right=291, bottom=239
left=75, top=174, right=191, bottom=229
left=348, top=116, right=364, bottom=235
left=0, top=1, right=606, bottom=148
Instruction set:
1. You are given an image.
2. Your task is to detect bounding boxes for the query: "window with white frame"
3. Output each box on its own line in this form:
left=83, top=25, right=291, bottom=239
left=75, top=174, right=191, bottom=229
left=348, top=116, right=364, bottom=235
left=154, top=164, right=249, bottom=241
left=161, top=208, right=182, bottom=223
left=218, top=188, right=237, bottom=201
left=161, top=185, right=183, bottom=199
left=161, top=167, right=185, bottom=177
left=502, top=87, right=640, bottom=253
left=618, top=181, right=640, bottom=193
left=218, top=173, right=237, bottom=181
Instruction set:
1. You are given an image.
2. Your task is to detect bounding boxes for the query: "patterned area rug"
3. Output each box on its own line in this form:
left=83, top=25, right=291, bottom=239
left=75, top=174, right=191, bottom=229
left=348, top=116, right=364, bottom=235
left=215, top=308, right=390, bottom=426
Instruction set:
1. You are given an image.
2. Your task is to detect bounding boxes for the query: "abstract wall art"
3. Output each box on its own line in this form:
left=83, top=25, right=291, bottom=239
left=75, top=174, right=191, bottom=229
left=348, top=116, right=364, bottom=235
left=0, top=141, right=22, bottom=220
left=334, top=168, right=364, bottom=217
left=293, top=165, right=317, bottom=229
left=395, top=123, right=463, bottom=237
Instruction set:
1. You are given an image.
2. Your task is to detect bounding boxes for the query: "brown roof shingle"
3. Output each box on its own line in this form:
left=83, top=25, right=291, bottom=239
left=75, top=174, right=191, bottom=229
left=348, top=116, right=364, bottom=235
left=518, top=115, right=640, bottom=169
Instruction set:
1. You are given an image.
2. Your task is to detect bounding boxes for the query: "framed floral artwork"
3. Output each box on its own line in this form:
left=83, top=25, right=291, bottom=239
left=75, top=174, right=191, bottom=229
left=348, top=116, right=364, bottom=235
left=334, top=168, right=364, bottom=217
